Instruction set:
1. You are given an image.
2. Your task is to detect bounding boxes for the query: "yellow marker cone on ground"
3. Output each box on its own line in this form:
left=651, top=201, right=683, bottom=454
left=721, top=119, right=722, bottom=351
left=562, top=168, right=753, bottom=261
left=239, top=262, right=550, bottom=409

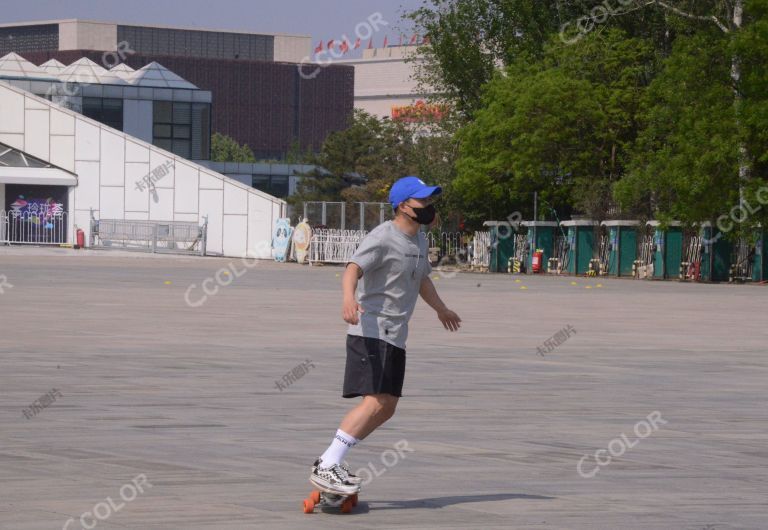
left=433, top=275, right=439, bottom=280
left=515, top=279, right=521, bottom=283
left=570, top=281, right=578, bottom=286
left=585, top=285, right=592, bottom=289
left=164, top=281, right=172, bottom=285
left=596, top=283, right=603, bottom=288
left=520, top=286, right=528, bottom=290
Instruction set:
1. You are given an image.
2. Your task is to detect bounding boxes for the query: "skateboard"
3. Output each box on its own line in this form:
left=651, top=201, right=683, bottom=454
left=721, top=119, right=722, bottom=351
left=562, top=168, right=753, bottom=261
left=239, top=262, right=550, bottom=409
left=302, top=487, right=359, bottom=514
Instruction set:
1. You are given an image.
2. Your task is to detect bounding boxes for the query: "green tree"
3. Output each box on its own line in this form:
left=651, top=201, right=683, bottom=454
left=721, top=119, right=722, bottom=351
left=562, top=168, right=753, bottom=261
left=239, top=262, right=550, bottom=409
left=210, top=132, right=256, bottom=163
left=288, top=110, right=460, bottom=226
left=407, top=0, right=684, bottom=118
left=615, top=0, right=768, bottom=232
left=454, top=30, right=656, bottom=227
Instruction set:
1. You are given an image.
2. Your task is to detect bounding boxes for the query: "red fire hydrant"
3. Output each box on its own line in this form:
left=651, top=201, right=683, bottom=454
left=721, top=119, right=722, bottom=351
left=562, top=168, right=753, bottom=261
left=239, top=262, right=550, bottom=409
left=76, top=229, right=85, bottom=249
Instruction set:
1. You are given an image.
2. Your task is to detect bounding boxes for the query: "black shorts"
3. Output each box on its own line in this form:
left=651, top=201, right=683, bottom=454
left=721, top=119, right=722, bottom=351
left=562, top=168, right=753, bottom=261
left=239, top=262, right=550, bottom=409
left=343, top=335, right=406, bottom=398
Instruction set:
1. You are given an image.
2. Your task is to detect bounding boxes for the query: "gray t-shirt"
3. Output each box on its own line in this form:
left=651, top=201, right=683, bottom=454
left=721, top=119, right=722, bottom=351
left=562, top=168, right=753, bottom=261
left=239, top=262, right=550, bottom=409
left=347, top=221, right=432, bottom=349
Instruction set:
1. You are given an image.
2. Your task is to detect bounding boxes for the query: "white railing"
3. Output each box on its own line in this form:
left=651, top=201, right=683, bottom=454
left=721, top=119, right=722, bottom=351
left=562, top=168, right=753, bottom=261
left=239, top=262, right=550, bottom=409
left=473, top=231, right=491, bottom=268
left=309, top=229, right=368, bottom=264
left=0, top=210, right=69, bottom=245
left=426, top=231, right=464, bottom=257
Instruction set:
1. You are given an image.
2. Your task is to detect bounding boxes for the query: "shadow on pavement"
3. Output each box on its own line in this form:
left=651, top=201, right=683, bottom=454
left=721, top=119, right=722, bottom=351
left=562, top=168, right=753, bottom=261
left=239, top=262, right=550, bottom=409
left=360, top=492, right=554, bottom=511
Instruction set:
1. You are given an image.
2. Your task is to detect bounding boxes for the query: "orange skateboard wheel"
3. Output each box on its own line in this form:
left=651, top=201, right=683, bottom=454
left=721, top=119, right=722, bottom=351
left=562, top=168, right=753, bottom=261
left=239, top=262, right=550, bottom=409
left=350, top=494, right=358, bottom=507
left=303, top=499, right=315, bottom=514
left=341, top=498, right=353, bottom=513
left=310, top=490, right=321, bottom=503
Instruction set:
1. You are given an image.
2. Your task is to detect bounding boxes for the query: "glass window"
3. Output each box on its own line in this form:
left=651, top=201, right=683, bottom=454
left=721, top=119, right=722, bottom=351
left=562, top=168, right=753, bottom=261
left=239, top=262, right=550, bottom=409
left=172, top=140, right=191, bottom=159
left=81, top=97, right=123, bottom=131
left=191, top=103, right=210, bottom=160
left=153, top=101, right=172, bottom=123
left=102, top=99, right=123, bottom=129
left=173, top=125, right=191, bottom=139
left=252, top=175, right=270, bottom=193
left=153, top=124, right=172, bottom=138
left=155, top=139, right=173, bottom=152
left=153, top=101, right=205, bottom=159
left=173, top=102, right=192, bottom=124
left=270, top=175, right=289, bottom=198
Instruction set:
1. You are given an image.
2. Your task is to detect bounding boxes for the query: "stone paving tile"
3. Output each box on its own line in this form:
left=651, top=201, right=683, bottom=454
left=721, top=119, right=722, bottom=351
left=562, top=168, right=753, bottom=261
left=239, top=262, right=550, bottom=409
left=0, top=249, right=766, bottom=529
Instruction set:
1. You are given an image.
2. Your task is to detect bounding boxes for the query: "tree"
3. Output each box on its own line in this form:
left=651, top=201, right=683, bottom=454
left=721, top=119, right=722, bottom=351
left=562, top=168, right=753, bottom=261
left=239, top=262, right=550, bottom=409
left=454, top=30, right=656, bottom=227
left=407, top=0, right=679, bottom=118
left=210, top=133, right=256, bottom=163
left=288, top=110, right=460, bottom=227
left=615, top=0, right=768, bottom=233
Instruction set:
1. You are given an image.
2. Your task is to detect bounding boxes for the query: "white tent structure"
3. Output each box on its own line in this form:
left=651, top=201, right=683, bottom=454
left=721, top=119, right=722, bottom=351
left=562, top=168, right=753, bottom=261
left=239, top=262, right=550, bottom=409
left=109, top=63, right=135, bottom=80
left=39, top=59, right=67, bottom=76
left=128, top=62, right=199, bottom=90
left=0, top=81, right=283, bottom=257
left=0, top=53, right=56, bottom=81
left=54, top=57, right=128, bottom=86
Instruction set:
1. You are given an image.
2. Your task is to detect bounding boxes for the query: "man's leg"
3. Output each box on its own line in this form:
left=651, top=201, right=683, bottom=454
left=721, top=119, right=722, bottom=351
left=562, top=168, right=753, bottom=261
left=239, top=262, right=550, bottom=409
left=317, top=394, right=398, bottom=470
left=339, top=393, right=399, bottom=440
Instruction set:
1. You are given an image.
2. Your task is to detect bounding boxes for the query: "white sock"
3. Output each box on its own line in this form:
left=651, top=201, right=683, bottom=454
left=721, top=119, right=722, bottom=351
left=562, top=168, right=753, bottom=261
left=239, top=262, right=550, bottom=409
left=319, top=429, right=360, bottom=468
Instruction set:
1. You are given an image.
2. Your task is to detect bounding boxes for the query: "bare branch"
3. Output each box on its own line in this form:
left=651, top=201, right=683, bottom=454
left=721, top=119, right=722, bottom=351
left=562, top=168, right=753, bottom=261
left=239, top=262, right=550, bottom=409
left=652, top=1, right=730, bottom=33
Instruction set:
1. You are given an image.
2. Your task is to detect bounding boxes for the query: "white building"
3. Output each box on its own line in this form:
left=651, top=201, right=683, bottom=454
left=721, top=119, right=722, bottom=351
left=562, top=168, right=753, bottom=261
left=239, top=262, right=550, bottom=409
left=0, top=80, right=285, bottom=258
left=335, top=46, right=439, bottom=121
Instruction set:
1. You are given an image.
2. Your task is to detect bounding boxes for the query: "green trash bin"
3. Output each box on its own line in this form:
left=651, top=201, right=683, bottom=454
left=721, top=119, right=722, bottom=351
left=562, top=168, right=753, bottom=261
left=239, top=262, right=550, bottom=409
left=522, top=221, right=557, bottom=273
left=484, top=220, right=519, bottom=273
left=560, top=220, right=598, bottom=275
left=601, top=221, right=640, bottom=277
left=699, top=224, right=732, bottom=282
left=648, top=221, right=683, bottom=279
left=753, top=229, right=767, bottom=282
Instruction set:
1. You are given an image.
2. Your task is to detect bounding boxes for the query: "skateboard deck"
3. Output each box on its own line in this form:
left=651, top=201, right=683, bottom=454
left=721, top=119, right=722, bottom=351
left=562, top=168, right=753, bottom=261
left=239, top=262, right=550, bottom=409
left=302, top=486, right=359, bottom=514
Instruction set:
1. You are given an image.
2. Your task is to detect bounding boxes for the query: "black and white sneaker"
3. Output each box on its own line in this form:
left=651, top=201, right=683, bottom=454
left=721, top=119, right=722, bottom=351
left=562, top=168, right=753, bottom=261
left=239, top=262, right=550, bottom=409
left=310, top=458, right=360, bottom=494
left=311, top=457, right=362, bottom=484
left=339, top=462, right=363, bottom=485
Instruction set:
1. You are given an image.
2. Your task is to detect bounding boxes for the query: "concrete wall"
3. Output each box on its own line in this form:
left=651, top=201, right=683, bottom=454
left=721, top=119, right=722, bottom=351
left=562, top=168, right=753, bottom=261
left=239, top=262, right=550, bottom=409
left=0, top=80, right=284, bottom=258
left=273, top=35, right=312, bottom=63
left=336, top=48, right=434, bottom=120
left=58, top=21, right=117, bottom=52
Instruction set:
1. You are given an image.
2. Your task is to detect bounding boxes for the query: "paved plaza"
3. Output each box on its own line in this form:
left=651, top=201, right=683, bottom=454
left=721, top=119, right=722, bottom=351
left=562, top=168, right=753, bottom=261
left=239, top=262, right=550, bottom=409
left=0, top=248, right=766, bottom=529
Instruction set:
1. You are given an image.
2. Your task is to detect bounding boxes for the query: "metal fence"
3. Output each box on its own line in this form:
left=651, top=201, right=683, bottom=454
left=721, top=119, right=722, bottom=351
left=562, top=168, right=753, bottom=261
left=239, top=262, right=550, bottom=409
left=309, top=229, right=367, bottom=264
left=90, top=215, right=207, bottom=255
left=0, top=209, right=68, bottom=245
left=731, top=238, right=754, bottom=281
left=552, top=234, right=569, bottom=273
left=635, top=232, right=656, bottom=278
left=303, top=202, right=392, bottom=231
left=473, top=231, right=491, bottom=268
left=426, top=231, right=463, bottom=258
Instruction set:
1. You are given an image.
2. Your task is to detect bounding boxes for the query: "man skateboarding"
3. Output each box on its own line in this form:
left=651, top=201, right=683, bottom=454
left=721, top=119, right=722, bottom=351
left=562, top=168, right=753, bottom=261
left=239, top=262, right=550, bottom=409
left=309, top=176, right=462, bottom=495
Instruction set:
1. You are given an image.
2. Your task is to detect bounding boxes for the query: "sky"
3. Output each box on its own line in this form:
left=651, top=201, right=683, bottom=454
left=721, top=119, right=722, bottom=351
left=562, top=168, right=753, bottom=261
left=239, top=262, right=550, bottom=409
left=2, top=0, right=425, bottom=57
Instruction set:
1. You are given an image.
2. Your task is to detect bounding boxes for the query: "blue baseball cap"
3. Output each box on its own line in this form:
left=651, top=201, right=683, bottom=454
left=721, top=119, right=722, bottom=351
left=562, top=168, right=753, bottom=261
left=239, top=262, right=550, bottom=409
left=389, top=176, right=442, bottom=210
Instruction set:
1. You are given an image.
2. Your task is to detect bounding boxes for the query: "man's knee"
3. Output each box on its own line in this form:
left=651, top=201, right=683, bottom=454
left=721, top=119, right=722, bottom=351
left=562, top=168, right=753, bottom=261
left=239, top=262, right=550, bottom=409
left=366, top=394, right=398, bottom=419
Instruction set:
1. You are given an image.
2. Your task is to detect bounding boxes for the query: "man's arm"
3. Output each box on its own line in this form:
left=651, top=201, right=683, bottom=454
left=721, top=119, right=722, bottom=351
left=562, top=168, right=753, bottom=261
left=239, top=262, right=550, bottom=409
left=342, top=263, right=364, bottom=324
left=419, top=276, right=462, bottom=331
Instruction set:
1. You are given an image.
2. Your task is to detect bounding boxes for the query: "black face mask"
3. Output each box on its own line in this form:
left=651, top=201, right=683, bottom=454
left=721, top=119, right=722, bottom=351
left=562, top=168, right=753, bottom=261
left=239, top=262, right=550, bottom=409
left=407, top=204, right=436, bottom=225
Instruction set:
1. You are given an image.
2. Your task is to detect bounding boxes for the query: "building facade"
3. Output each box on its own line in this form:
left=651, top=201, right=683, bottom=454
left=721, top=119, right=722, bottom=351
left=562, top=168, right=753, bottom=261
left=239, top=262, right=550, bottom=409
left=1, top=20, right=355, bottom=159
left=335, top=45, right=439, bottom=121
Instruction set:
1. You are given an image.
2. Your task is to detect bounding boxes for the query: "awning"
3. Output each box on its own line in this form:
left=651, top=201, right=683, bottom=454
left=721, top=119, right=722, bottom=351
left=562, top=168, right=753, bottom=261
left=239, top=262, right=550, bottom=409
left=0, top=167, right=78, bottom=186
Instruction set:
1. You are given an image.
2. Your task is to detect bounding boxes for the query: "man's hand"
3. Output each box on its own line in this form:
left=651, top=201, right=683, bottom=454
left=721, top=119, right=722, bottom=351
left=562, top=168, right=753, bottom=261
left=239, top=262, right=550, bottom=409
left=343, top=297, right=364, bottom=325
left=437, top=308, right=462, bottom=331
